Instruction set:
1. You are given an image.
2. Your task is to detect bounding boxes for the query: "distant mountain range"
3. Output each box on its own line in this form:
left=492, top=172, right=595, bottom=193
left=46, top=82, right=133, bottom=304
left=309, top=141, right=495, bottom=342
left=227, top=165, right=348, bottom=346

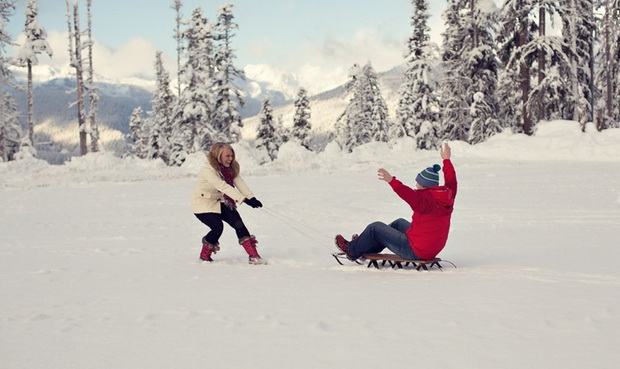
left=4, top=64, right=405, bottom=163
left=6, top=75, right=293, bottom=135
left=7, top=79, right=154, bottom=135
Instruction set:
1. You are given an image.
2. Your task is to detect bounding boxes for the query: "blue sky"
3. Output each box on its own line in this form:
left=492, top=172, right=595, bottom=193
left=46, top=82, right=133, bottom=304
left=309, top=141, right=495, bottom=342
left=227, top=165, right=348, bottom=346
left=6, top=0, right=448, bottom=93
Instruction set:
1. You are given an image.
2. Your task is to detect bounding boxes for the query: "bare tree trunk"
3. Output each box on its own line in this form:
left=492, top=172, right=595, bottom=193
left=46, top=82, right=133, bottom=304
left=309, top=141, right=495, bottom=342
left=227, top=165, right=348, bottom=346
left=519, top=5, right=533, bottom=135
left=589, top=2, right=595, bottom=126
left=471, top=0, right=479, bottom=49
left=604, top=0, right=613, bottom=129
left=27, top=60, right=34, bottom=145
left=172, top=0, right=183, bottom=98
left=73, top=4, right=87, bottom=155
left=538, top=6, right=549, bottom=113
left=86, top=0, right=99, bottom=152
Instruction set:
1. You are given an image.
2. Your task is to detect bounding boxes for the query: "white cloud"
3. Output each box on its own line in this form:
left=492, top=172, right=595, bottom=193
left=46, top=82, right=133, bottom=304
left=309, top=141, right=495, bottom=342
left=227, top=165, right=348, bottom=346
left=314, top=27, right=404, bottom=71
left=9, top=30, right=174, bottom=87
left=282, top=26, right=405, bottom=94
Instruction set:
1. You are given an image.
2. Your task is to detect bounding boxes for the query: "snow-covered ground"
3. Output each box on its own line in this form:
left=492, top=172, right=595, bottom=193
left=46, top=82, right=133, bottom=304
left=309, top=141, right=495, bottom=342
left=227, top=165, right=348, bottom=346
left=2, top=121, right=620, bottom=369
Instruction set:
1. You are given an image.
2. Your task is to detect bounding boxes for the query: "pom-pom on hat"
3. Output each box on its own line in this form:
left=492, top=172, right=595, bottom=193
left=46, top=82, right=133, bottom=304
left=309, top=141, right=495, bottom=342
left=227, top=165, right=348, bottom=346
left=415, top=164, right=441, bottom=188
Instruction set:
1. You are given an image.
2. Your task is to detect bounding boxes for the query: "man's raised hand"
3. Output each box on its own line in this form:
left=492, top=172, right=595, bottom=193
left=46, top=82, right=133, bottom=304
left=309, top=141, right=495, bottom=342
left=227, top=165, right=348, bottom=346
left=377, top=168, right=393, bottom=183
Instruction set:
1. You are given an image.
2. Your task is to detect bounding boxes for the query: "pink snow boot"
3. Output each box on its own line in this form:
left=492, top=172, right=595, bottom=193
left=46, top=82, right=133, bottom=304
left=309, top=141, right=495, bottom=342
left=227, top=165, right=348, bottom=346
left=200, top=237, right=220, bottom=262
left=239, top=235, right=266, bottom=265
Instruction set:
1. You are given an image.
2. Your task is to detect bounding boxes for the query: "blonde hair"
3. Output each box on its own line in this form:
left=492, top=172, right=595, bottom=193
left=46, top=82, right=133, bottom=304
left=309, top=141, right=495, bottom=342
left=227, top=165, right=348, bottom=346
left=207, top=142, right=240, bottom=178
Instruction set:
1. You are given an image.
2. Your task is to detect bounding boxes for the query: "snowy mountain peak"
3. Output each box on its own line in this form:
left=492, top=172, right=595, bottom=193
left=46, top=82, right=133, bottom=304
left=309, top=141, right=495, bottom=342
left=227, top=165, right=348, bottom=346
left=243, top=64, right=302, bottom=100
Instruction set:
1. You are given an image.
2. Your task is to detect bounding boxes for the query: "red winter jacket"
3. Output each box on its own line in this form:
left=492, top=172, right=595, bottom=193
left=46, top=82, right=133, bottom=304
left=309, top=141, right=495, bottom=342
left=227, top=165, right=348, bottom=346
left=388, top=159, right=457, bottom=260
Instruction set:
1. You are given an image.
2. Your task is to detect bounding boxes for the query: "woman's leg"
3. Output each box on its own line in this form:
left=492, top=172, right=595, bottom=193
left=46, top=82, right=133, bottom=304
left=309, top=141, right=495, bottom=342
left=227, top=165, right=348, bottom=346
left=194, top=213, right=225, bottom=244
left=220, top=205, right=251, bottom=240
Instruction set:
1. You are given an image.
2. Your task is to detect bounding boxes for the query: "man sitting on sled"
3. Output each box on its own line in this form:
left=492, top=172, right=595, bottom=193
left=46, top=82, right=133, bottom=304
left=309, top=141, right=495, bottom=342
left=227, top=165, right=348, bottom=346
left=335, top=142, right=457, bottom=262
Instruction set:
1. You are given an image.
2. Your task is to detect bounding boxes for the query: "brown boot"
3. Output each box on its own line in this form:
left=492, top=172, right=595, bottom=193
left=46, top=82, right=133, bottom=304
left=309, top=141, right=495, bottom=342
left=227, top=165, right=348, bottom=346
left=239, top=235, right=267, bottom=265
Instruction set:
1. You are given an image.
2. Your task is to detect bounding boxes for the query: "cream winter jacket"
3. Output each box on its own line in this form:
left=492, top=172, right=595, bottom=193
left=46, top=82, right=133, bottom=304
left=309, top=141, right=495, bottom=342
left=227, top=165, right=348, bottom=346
left=191, top=164, right=254, bottom=214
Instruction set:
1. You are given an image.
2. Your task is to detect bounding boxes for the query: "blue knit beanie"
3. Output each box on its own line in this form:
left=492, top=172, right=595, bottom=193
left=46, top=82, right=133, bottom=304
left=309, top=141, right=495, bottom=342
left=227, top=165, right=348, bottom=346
left=415, top=164, right=441, bottom=188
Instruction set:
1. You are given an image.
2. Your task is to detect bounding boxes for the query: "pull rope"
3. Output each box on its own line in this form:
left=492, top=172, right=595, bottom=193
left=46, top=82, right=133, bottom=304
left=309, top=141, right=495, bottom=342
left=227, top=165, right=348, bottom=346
left=260, top=207, right=334, bottom=250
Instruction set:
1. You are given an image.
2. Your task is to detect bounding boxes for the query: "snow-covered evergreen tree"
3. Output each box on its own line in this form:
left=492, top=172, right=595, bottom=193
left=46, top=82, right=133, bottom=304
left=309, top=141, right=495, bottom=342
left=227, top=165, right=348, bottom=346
left=560, top=0, right=597, bottom=128
left=396, top=0, right=441, bottom=149
left=1, top=0, right=17, bottom=90
left=14, top=0, right=52, bottom=148
left=0, top=92, right=22, bottom=161
left=336, top=62, right=390, bottom=152
left=439, top=0, right=471, bottom=141
left=467, top=45, right=502, bottom=144
left=291, top=87, right=312, bottom=150
left=335, top=64, right=363, bottom=151
left=127, top=107, right=147, bottom=158
left=464, top=1, right=501, bottom=144
left=255, top=97, right=280, bottom=161
left=211, top=3, right=245, bottom=142
left=596, top=0, right=620, bottom=128
left=150, top=51, right=175, bottom=163
left=440, top=0, right=501, bottom=144
left=0, top=0, right=20, bottom=162
left=530, top=1, right=574, bottom=125
left=497, top=0, right=538, bottom=135
left=169, top=7, right=215, bottom=166
left=497, top=0, right=591, bottom=134
left=362, top=63, right=390, bottom=143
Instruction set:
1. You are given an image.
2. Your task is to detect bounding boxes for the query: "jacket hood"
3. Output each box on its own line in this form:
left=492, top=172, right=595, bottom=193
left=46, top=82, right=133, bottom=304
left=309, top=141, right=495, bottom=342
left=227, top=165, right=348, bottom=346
left=425, top=186, right=455, bottom=207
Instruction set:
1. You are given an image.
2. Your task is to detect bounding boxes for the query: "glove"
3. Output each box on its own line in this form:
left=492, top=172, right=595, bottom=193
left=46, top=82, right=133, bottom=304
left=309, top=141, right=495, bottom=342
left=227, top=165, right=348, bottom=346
left=244, top=197, right=263, bottom=208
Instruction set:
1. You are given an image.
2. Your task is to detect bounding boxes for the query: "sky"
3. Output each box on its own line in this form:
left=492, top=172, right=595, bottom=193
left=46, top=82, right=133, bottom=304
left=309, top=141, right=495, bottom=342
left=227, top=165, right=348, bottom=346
left=5, top=0, right=450, bottom=94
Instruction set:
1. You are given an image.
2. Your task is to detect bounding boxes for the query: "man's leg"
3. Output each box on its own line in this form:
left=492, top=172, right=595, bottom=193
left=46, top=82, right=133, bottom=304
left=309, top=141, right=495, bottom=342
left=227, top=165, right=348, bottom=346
left=389, top=218, right=411, bottom=233
left=347, top=221, right=407, bottom=259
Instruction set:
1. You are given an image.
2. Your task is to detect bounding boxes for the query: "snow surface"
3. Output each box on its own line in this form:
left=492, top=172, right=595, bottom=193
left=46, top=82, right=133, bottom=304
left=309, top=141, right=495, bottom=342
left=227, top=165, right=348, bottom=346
left=2, top=121, right=620, bottom=369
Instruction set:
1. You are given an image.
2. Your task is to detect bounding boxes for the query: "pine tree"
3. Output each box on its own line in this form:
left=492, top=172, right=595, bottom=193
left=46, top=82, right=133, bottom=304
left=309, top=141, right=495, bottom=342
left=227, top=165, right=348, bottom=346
left=1, top=0, right=17, bottom=90
left=525, top=1, right=573, bottom=123
left=169, top=7, right=215, bottom=166
left=211, top=3, right=245, bottom=142
left=362, top=63, right=390, bottom=143
left=463, top=1, right=501, bottom=144
left=127, top=107, right=147, bottom=158
left=561, top=0, right=597, bottom=129
left=439, top=0, right=501, bottom=144
left=497, top=0, right=537, bottom=135
left=14, top=0, right=52, bottom=148
left=467, top=45, right=502, bottom=144
left=396, top=0, right=441, bottom=149
left=336, top=62, right=390, bottom=152
left=596, top=0, right=620, bottom=128
left=439, top=0, right=471, bottom=141
left=0, top=0, right=23, bottom=161
left=255, top=97, right=279, bottom=161
left=150, top=51, right=175, bottom=163
left=497, top=0, right=596, bottom=133
left=0, top=1, right=22, bottom=161
left=335, top=64, right=363, bottom=151
left=0, top=92, right=22, bottom=161
left=291, top=87, right=312, bottom=150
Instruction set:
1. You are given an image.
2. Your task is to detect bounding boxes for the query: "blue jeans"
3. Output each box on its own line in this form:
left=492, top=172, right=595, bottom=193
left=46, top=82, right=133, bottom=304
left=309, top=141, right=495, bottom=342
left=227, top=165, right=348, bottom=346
left=347, top=218, right=419, bottom=260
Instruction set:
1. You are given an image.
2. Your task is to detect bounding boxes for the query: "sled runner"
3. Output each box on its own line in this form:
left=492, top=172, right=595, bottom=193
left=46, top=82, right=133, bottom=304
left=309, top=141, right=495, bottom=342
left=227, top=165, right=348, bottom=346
left=332, top=252, right=456, bottom=271
left=332, top=252, right=364, bottom=265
